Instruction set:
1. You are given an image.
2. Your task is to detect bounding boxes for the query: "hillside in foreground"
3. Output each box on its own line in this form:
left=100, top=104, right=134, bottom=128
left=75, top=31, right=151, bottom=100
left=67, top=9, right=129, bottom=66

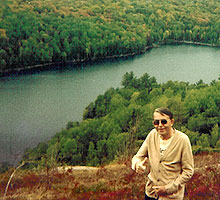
left=1, top=152, right=220, bottom=200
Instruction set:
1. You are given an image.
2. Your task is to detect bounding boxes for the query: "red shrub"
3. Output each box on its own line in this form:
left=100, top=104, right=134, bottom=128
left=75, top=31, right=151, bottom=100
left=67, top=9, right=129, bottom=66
left=22, top=173, right=40, bottom=189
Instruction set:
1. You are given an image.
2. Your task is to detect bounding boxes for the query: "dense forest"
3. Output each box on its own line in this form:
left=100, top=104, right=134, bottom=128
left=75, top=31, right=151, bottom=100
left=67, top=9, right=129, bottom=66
left=1, top=0, right=219, bottom=168
left=0, top=0, right=219, bottom=72
left=23, top=72, right=220, bottom=167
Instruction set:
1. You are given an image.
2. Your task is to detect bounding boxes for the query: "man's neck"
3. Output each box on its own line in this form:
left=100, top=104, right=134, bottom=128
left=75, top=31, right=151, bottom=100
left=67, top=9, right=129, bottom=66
left=161, top=128, right=174, bottom=140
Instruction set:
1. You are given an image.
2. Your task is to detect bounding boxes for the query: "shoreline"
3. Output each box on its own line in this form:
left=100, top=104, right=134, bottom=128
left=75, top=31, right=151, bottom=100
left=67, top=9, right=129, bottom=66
left=0, top=41, right=219, bottom=77
left=0, top=42, right=219, bottom=167
left=0, top=46, right=152, bottom=77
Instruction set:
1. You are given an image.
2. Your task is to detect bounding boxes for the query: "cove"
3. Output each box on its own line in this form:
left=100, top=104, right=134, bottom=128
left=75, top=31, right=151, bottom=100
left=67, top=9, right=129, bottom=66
left=0, top=44, right=219, bottom=165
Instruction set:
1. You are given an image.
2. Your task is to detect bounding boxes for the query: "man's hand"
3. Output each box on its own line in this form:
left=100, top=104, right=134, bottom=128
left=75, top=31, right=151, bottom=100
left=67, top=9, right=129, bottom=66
left=135, top=158, right=147, bottom=174
left=152, top=186, right=166, bottom=196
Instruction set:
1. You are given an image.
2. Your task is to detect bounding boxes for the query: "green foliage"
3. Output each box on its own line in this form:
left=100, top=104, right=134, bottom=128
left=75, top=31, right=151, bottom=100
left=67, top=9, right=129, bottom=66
left=197, top=134, right=210, bottom=148
left=184, top=85, right=220, bottom=133
left=210, top=124, right=220, bottom=148
left=83, top=88, right=117, bottom=119
left=0, top=0, right=219, bottom=72
left=183, top=127, right=200, bottom=146
left=86, top=142, right=99, bottom=166
left=23, top=72, right=220, bottom=167
left=66, top=121, right=80, bottom=130
left=216, top=140, right=220, bottom=148
left=60, top=138, right=77, bottom=161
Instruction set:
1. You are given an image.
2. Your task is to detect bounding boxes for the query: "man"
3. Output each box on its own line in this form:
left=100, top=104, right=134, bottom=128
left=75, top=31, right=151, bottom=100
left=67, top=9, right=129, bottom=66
left=132, top=107, right=194, bottom=200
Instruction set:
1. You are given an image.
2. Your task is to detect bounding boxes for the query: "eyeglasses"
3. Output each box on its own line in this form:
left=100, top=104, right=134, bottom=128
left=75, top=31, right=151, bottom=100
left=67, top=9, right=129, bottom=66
left=153, top=119, right=168, bottom=126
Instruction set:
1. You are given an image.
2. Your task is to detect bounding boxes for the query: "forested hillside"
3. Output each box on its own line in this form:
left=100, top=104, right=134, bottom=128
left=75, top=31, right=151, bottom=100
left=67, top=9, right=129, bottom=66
left=0, top=0, right=219, bottom=72
left=23, top=72, right=220, bottom=167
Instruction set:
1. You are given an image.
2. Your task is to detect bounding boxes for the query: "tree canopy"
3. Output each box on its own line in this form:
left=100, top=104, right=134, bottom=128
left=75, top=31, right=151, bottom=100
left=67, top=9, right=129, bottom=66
left=23, top=72, right=220, bottom=167
left=0, top=0, right=219, bottom=72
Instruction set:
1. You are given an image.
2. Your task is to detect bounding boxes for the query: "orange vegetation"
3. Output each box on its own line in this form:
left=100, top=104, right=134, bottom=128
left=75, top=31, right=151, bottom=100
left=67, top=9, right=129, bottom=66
left=0, top=152, right=220, bottom=200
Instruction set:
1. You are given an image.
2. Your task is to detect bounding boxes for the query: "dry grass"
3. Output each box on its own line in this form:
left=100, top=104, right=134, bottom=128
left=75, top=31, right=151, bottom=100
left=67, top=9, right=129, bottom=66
left=0, top=152, right=220, bottom=200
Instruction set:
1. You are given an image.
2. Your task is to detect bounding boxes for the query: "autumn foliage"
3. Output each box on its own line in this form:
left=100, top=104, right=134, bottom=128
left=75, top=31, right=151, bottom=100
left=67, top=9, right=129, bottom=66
left=0, top=152, right=219, bottom=200
left=0, top=0, right=219, bottom=72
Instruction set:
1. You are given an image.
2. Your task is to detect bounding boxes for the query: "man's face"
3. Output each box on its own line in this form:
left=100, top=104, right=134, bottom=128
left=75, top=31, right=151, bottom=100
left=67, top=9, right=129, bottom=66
left=153, top=112, right=174, bottom=136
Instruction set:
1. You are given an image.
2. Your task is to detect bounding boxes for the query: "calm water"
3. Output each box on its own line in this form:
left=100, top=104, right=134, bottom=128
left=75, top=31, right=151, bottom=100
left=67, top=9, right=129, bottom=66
left=0, top=45, right=220, bottom=164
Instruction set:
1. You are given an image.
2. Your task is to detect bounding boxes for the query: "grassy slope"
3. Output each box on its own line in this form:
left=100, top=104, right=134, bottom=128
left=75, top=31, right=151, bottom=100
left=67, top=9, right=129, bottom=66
left=0, top=152, right=220, bottom=200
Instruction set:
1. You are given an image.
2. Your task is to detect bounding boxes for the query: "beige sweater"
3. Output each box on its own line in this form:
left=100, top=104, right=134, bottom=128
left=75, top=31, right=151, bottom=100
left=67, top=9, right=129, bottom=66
left=132, top=129, right=194, bottom=200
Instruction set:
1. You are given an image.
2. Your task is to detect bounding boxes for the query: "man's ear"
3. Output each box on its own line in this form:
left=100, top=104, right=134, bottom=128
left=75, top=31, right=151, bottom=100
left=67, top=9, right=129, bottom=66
left=171, top=119, right=175, bottom=126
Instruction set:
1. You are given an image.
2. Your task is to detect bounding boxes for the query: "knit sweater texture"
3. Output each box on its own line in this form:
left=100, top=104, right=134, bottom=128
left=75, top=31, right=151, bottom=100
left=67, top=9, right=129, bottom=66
left=132, top=129, right=194, bottom=200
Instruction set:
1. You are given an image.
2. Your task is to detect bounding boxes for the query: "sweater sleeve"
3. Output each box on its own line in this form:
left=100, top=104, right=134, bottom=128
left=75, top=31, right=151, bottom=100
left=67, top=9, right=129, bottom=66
left=165, top=136, right=194, bottom=194
left=131, top=136, right=149, bottom=170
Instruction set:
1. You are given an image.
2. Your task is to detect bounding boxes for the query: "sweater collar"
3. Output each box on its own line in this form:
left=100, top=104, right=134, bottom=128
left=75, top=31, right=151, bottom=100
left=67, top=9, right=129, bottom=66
left=155, top=128, right=178, bottom=159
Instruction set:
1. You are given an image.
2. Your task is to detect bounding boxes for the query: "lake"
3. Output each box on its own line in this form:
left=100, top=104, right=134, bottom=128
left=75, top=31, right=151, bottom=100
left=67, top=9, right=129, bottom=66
left=0, top=44, right=220, bottom=165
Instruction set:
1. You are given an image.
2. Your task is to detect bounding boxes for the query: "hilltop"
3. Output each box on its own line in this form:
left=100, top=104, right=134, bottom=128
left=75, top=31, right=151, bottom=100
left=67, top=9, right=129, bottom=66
left=21, top=72, right=220, bottom=169
left=1, top=152, right=220, bottom=199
